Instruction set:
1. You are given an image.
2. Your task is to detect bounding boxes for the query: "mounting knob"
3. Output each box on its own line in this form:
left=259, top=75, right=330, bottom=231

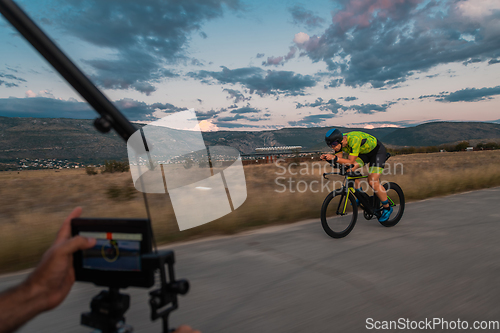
left=171, top=280, right=190, bottom=295
left=94, top=117, right=112, bottom=133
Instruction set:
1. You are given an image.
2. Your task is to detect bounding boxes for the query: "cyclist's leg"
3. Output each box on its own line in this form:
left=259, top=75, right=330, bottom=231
left=353, top=157, right=366, bottom=191
left=368, top=173, right=388, bottom=207
left=352, top=157, right=366, bottom=207
left=367, top=144, right=389, bottom=207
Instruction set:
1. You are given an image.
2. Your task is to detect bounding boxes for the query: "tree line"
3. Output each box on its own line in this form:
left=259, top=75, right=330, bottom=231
left=387, top=141, right=500, bottom=155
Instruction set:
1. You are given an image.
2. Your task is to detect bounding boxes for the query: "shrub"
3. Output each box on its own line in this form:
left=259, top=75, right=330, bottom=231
left=483, top=142, right=499, bottom=150
left=85, top=166, right=98, bottom=175
left=102, top=160, right=130, bottom=173
left=389, top=144, right=456, bottom=155
left=454, top=141, right=469, bottom=151
left=198, top=160, right=209, bottom=168
left=106, top=184, right=136, bottom=201
left=183, top=158, right=193, bottom=169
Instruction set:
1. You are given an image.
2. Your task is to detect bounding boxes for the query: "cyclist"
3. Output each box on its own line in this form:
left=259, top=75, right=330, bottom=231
left=320, top=128, right=392, bottom=222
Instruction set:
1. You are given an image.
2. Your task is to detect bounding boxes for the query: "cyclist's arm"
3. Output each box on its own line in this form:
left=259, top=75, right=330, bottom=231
left=320, top=154, right=360, bottom=169
left=336, top=155, right=359, bottom=169
left=320, top=152, right=343, bottom=161
left=337, top=135, right=361, bottom=169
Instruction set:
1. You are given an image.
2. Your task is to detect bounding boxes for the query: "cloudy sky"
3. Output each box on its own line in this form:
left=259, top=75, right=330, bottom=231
left=0, top=0, right=499, bottom=131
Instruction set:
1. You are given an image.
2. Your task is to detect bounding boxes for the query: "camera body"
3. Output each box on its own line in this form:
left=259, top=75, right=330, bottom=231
left=71, top=218, right=155, bottom=289
left=71, top=218, right=189, bottom=332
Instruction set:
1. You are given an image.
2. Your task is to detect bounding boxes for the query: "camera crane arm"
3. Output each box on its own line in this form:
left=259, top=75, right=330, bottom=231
left=0, top=2, right=189, bottom=332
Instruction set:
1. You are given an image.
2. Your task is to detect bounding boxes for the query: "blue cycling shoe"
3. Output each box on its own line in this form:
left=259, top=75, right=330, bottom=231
left=350, top=199, right=359, bottom=206
left=378, top=206, right=393, bottom=222
left=353, top=189, right=362, bottom=206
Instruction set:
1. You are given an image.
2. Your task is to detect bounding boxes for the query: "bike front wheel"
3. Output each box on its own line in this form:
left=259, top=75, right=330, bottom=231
left=320, top=190, right=358, bottom=238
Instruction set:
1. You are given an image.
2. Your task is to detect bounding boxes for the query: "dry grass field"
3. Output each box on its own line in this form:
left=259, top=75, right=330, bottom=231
left=1, top=150, right=499, bottom=273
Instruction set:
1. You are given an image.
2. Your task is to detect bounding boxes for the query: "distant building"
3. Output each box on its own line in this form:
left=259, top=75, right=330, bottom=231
left=252, top=146, right=303, bottom=164
left=466, top=147, right=474, bottom=151
left=255, top=146, right=302, bottom=153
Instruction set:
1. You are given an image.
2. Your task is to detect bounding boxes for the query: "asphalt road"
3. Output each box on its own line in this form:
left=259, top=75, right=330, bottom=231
left=2, top=187, right=500, bottom=333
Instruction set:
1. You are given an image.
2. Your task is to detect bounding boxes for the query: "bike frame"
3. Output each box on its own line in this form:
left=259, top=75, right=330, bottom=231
left=325, top=168, right=396, bottom=218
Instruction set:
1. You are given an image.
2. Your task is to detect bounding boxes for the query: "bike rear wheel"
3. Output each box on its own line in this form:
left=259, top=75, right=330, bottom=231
left=375, top=182, right=405, bottom=227
left=321, top=190, right=358, bottom=238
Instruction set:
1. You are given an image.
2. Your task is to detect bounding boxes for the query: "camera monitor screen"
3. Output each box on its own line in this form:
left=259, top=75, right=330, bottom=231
left=71, top=218, right=154, bottom=288
left=79, top=231, right=142, bottom=272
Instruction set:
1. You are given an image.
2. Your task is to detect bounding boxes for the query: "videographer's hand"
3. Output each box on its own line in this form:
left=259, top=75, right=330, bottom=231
left=0, top=207, right=96, bottom=333
left=25, top=207, right=96, bottom=311
left=173, top=325, right=201, bottom=333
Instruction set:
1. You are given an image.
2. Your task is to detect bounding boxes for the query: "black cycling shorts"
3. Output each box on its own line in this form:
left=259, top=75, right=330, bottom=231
left=358, top=143, right=387, bottom=174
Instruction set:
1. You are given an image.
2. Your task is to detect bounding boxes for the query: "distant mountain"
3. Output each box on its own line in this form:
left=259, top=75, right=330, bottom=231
left=381, top=121, right=500, bottom=147
left=201, top=126, right=398, bottom=154
left=0, top=117, right=126, bottom=164
left=0, top=117, right=499, bottom=165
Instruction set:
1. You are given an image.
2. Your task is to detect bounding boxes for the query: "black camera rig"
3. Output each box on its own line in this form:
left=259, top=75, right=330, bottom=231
left=0, top=1, right=190, bottom=332
left=82, top=251, right=189, bottom=333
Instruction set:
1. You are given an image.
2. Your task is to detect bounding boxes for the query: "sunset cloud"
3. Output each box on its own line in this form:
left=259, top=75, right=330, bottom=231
left=198, top=119, right=219, bottom=132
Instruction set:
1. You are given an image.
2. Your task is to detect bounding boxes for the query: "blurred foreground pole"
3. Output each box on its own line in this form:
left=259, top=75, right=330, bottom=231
left=0, top=0, right=137, bottom=142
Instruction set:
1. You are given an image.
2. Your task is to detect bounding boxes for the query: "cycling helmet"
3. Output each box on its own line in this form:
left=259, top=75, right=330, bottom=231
left=325, top=128, right=343, bottom=147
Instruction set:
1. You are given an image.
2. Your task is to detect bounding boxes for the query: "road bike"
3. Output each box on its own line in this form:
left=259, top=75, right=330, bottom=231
left=320, top=162, right=405, bottom=238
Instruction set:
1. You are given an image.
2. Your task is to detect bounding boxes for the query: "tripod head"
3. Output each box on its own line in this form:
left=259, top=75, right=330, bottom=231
left=82, top=250, right=189, bottom=333
left=82, top=288, right=132, bottom=333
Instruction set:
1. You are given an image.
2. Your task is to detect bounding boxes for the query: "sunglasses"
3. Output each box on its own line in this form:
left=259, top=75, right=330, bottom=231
left=330, top=141, right=341, bottom=147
